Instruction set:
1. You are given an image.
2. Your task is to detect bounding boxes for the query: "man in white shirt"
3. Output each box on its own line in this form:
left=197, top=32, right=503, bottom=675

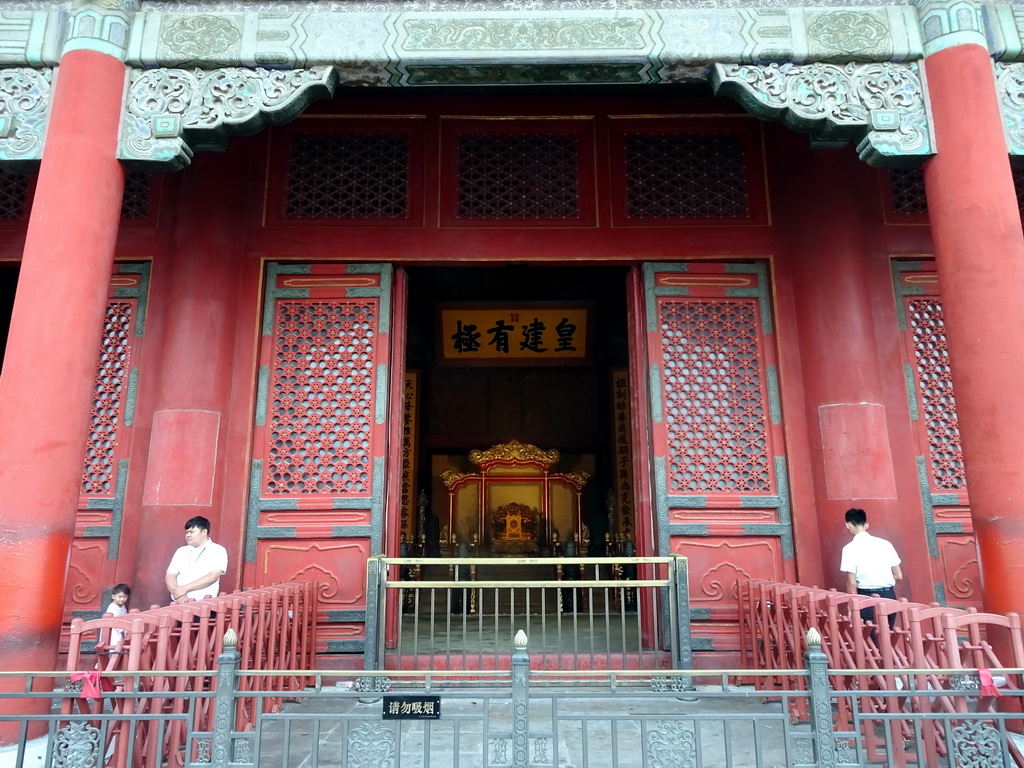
left=840, top=507, right=902, bottom=629
left=164, top=516, right=229, bottom=604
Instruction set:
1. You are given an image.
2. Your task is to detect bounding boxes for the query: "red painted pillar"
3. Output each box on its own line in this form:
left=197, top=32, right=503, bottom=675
left=128, top=151, right=250, bottom=610
left=0, top=49, right=125, bottom=681
left=922, top=41, right=1024, bottom=616
left=777, top=133, right=930, bottom=599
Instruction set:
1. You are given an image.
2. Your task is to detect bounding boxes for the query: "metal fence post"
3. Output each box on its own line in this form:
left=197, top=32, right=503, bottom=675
left=211, top=628, right=241, bottom=768
left=511, top=629, right=529, bottom=768
left=363, top=556, right=381, bottom=670
left=804, top=628, right=837, bottom=768
left=671, top=555, right=693, bottom=671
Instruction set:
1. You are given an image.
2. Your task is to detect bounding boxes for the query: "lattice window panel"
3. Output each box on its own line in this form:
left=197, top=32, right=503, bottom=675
left=457, top=134, right=579, bottom=219
left=906, top=298, right=966, bottom=492
left=81, top=301, right=133, bottom=495
left=284, top=133, right=409, bottom=219
left=120, top=171, right=151, bottom=220
left=0, top=170, right=28, bottom=220
left=889, top=168, right=928, bottom=215
left=625, top=133, right=749, bottom=219
left=266, top=300, right=376, bottom=495
left=658, top=299, right=772, bottom=494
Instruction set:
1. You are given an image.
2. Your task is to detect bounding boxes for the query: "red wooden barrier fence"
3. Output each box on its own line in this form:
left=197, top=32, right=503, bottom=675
left=739, top=579, right=1024, bottom=766
left=63, top=581, right=318, bottom=768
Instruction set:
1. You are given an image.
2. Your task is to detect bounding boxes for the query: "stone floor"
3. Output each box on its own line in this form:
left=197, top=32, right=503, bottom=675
left=0, top=740, right=44, bottom=768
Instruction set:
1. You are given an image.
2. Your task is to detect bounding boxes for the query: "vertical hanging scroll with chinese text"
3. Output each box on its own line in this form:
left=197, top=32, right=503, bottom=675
left=610, top=369, right=635, bottom=542
left=401, top=371, right=419, bottom=544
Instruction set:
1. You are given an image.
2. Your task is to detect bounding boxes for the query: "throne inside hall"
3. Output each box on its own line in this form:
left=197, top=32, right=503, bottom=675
left=440, top=441, right=589, bottom=556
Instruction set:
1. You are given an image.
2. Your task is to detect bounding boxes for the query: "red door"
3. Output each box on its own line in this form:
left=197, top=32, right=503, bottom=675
left=243, top=262, right=396, bottom=656
left=637, top=261, right=796, bottom=661
left=892, top=261, right=980, bottom=610
left=64, top=263, right=152, bottom=647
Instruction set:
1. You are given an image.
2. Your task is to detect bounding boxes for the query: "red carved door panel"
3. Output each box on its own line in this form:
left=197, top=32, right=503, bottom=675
left=892, top=261, right=980, bottom=609
left=64, top=264, right=151, bottom=647
left=639, top=262, right=796, bottom=657
left=244, top=263, right=395, bottom=654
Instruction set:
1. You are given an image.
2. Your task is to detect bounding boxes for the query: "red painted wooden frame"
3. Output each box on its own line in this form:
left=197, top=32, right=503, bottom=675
left=438, top=117, right=598, bottom=229
left=264, top=117, right=427, bottom=228
left=606, top=116, right=769, bottom=227
left=119, top=173, right=163, bottom=230
left=880, top=169, right=929, bottom=225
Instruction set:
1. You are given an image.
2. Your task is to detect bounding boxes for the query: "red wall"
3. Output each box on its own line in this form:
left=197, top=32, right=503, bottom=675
left=0, top=91, right=945, bottom=657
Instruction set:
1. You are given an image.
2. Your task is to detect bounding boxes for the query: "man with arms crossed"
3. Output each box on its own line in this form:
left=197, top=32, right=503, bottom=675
left=165, top=515, right=228, bottom=604
left=840, top=507, right=902, bottom=629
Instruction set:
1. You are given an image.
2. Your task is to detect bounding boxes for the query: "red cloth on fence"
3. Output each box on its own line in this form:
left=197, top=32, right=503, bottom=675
left=69, top=670, right=110, bottom=699
left=978, top=668, right=1003, bottom=697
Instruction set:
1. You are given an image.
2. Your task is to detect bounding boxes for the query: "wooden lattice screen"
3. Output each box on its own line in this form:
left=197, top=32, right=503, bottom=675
left=64, top=263, right=151, bottom=641
left=892, top=260, right=980, bottom=609
left=245, top=262, right=393, bottom=653
left=641, top=261, right=794, bottom=656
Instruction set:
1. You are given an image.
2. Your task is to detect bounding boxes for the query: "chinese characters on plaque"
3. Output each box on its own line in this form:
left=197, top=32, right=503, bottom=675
left=383, top=695, right=441, bottom=719
left=439, top=306, right=589, bottom=364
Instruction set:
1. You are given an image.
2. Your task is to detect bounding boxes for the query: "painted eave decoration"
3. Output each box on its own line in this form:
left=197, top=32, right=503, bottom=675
left=1, top=1, right=1024, bottom=167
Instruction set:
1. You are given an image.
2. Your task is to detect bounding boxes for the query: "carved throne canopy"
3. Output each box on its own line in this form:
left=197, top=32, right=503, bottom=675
left=441, top=440, right=589, bottom=556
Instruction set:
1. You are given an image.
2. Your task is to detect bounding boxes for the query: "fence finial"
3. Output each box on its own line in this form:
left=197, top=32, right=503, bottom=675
left=224, top=628, right=238, bottom=648
left=806, top=627, right=821, bottom=648
left=514, top=629, right=527, bottom=650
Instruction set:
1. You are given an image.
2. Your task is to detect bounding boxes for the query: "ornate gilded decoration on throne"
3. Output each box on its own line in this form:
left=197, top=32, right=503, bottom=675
left=441, top=440, right=589, bottom=556
left=490, top=502, right=539, bottom=555
left=439, top=470, right=474, bottom=488
left=469, top=440, right=560, bottom=470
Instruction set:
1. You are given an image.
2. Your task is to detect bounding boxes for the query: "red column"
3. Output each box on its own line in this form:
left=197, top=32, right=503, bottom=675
left=922, top=43, right=1024, bottom=616
left=127, top=151, right=249, bottom=610
left=777, top=133, right=930, bottom=599
left=0, top=50, right=125, bottom=677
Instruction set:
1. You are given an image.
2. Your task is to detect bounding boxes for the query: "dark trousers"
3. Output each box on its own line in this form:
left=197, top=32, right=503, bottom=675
left=857, top=586, right=897, bottom=630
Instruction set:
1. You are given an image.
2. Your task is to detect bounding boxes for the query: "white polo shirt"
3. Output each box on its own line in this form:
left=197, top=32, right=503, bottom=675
left=840, top=531, right=900, bottom=590
left=167, top=539, right=229, bottom=600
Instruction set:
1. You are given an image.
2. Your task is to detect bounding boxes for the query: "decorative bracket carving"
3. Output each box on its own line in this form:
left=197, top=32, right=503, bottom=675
left=996, top=62, right=1024, bottom=155
left=0, top=67, right=51, bottom=169
left=711, top=61, right=932, bottom=168
left=119, top=65, right=338, bottom=171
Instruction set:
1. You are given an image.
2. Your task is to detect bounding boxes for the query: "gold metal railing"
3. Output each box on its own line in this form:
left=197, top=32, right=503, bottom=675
left=365, top=556, right=691, bottom=672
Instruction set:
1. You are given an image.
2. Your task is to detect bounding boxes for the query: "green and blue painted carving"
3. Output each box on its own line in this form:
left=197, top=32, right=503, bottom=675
left=119, top=65, right=338, bottom=170
left=5, top=2, right=1024, bottom=166
left=712, top=61, right=932, bottom=167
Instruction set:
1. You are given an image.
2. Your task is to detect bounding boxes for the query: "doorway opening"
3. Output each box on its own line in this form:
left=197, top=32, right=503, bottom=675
left=378, top=265, right=678, bottom=670
left=404, top=264, right=631, bottom=553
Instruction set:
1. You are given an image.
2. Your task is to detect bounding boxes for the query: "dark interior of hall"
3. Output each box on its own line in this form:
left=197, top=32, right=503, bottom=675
left=406, top=265, right=630, bottom=540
